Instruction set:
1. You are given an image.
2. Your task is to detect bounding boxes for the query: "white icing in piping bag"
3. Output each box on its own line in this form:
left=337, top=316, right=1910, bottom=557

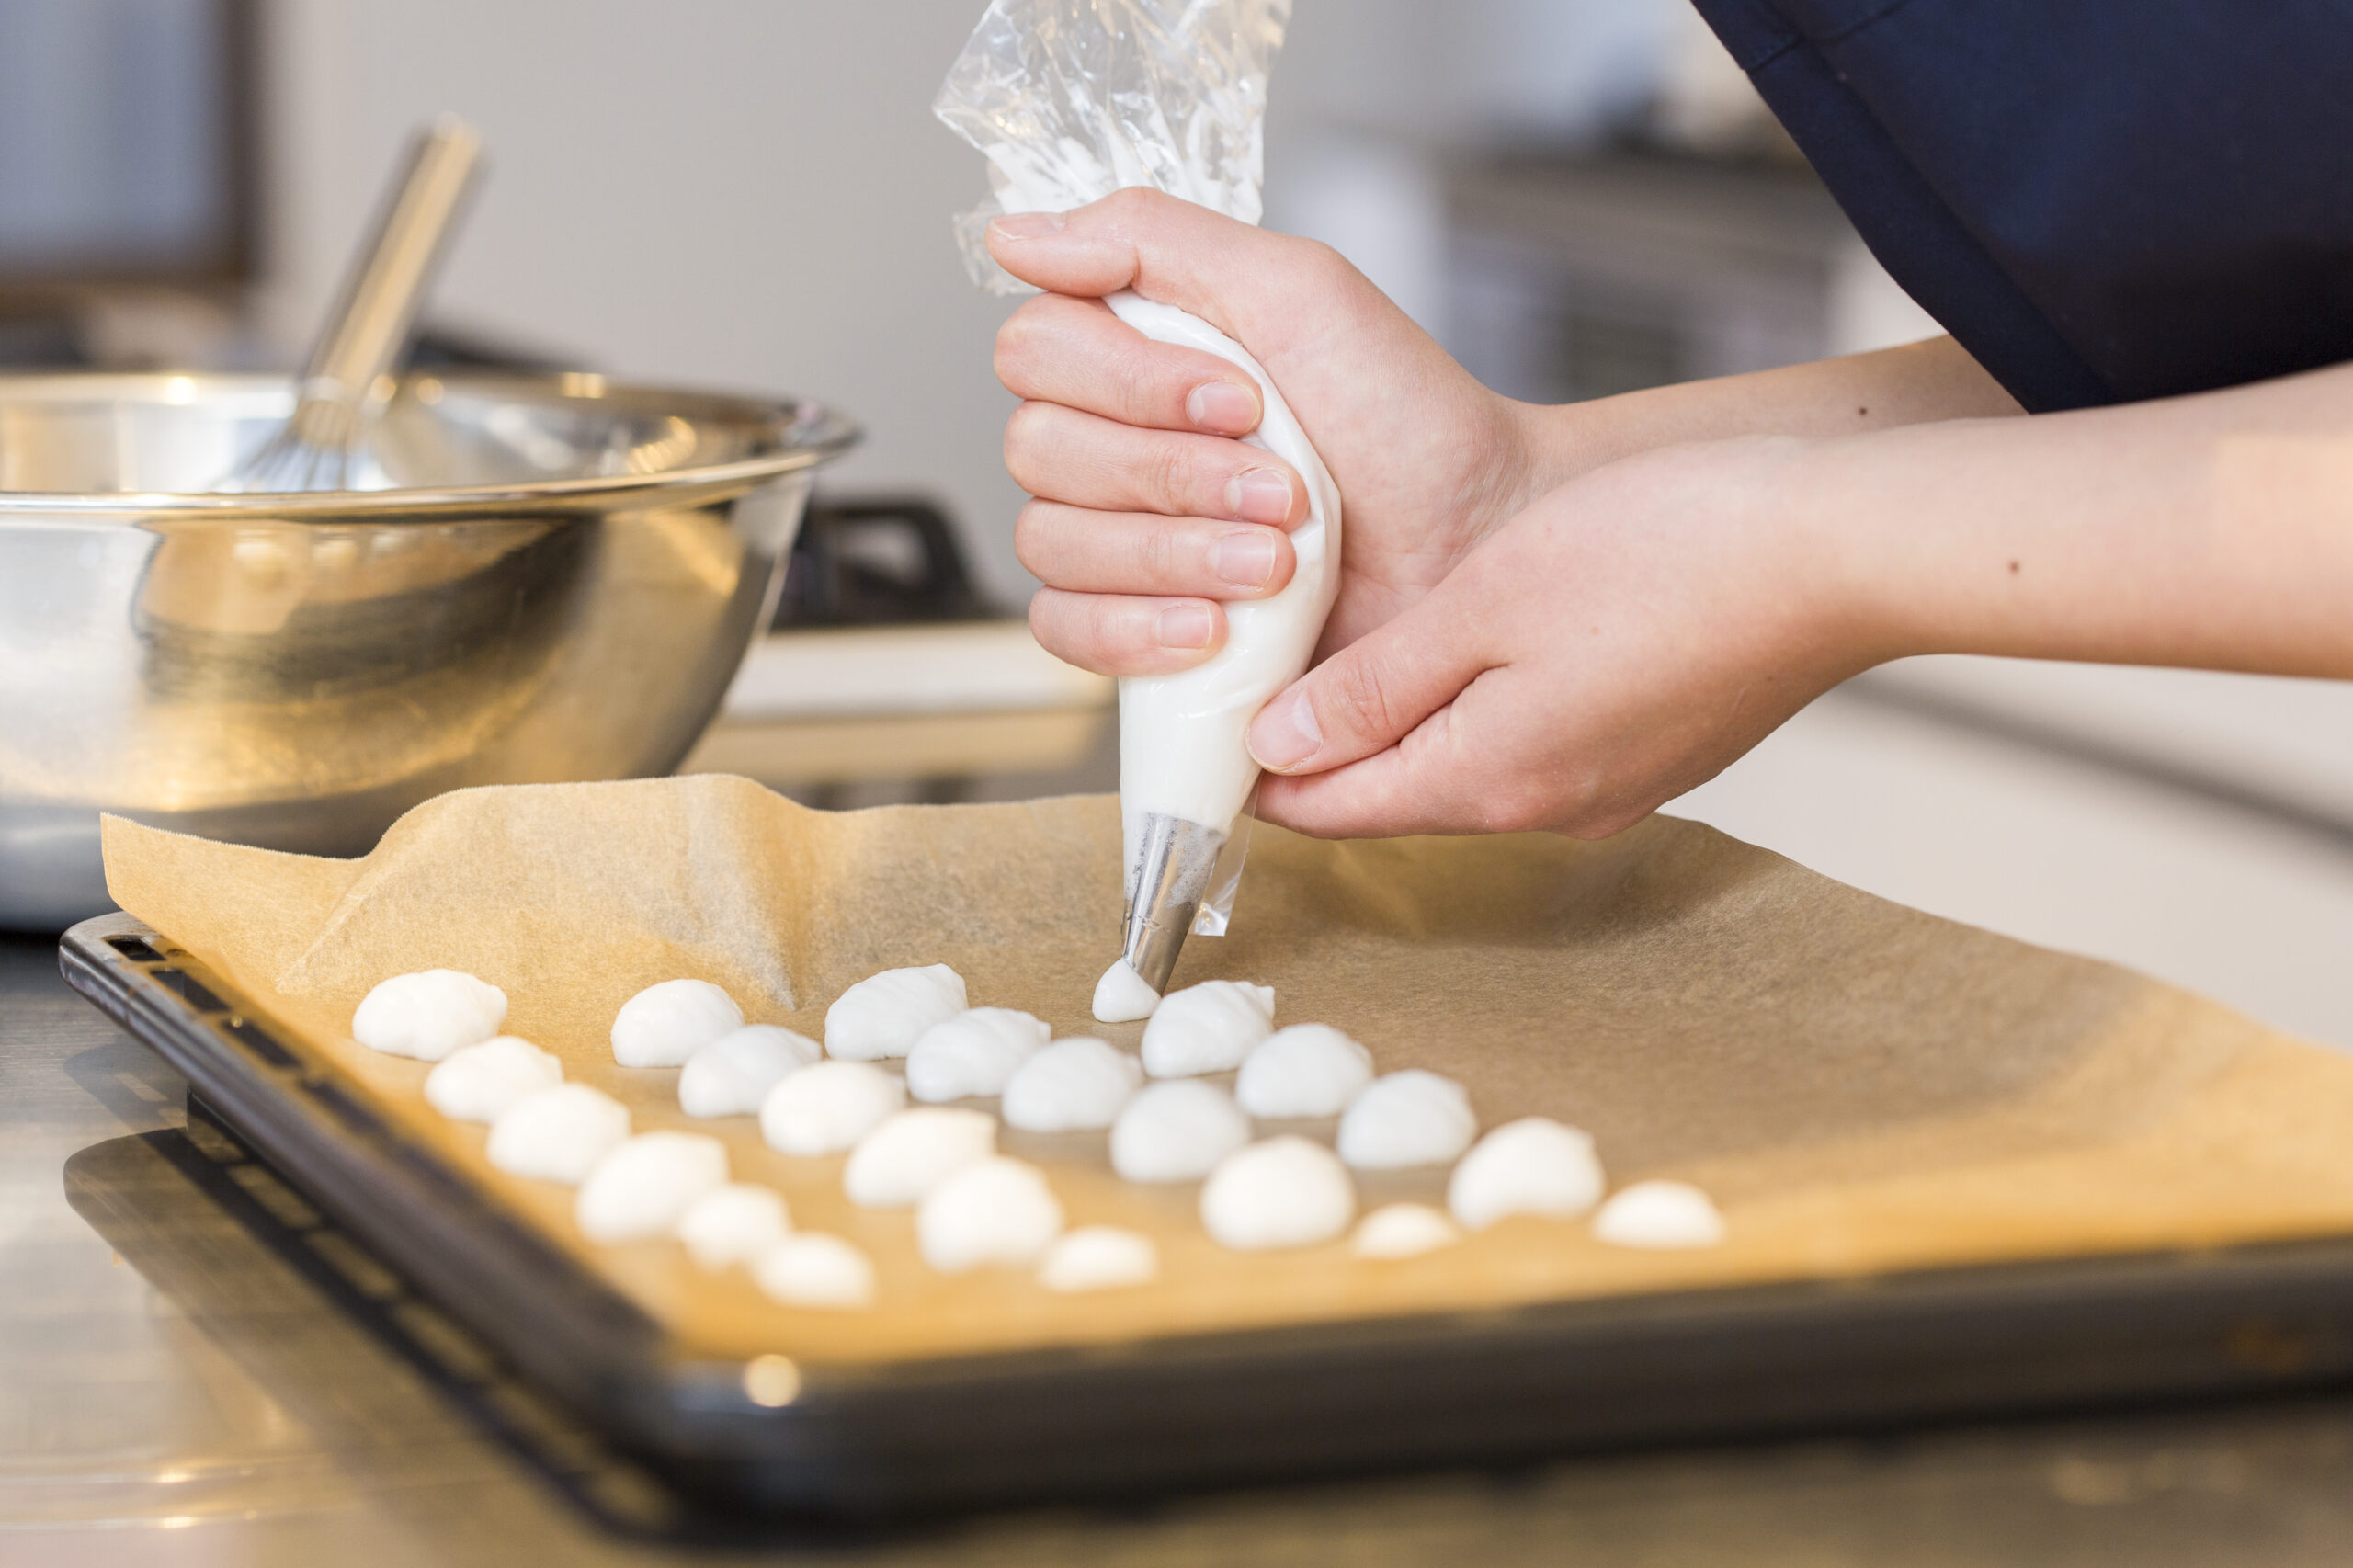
left=1099, top=293, right=1340, bottom=996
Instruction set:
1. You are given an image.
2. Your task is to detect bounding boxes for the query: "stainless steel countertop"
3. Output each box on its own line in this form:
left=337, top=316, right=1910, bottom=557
left=12, top=931, right=2353, bottom=1566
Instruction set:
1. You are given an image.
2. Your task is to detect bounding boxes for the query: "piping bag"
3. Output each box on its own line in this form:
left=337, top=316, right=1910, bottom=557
left=937, top=0, right=1340, bottom=1020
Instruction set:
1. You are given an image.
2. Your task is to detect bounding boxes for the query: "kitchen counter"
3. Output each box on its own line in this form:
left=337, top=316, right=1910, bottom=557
left=12, top=932, right=2353, bottom=1566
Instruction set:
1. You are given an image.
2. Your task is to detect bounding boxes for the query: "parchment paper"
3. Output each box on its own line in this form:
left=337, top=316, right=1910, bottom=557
left=101, top=776, right=2353, bottom=1366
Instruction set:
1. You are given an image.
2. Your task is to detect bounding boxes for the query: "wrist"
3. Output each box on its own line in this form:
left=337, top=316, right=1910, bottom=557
left=1763, top=431, right=1928, bottom=677
left=1456, top=391, right=1589, bottom=550
left=1505, top=337, right=2024, bottom=515
left=1509, top=391, right=1652, bottom=503
left=1511, top=373, right=1820, bottom=506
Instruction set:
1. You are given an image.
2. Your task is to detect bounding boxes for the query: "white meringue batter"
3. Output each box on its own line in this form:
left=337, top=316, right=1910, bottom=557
left=575, top=1130, right=728, bottom=1244
left=916, top=1156, right=1064, bottom=1274
left=678, top=1024, right=823, bottom=1118
left=1199, top=1136, right=1356, bottom=1251
left=843, top=1108, right=996, bottom=1208
left=1090, top=959, right=1162, bottom=1024
left=609, top=978, right=744, bottom=1068
left=1352, top=1202, right=1461, bottom=1259
left=676, top=1182, right=790, bottom=1270
left=753, top=1232, right=876, bottom=1310
left=485, top=1083, right=631, bottom=1185
left=759, top=1061, right=906, bottom=1156
left=904, top=1007, right=1051, bottom=1102
left=824, top=964, right=968, bottom=1061
left=1000, top=1037, right=1143, bottom=1131
left=1038, top=1225, right=1159, bottom=1292
left=1140, top=980, right=1276, bottom=1078
left=423, top=1035, right=562, bottom=1122
left=1446, top=1117, right=1605, bottom=1230
left=1108, top=1079, right=1252, bottom=1183
left=1233, top=1023, right=1373, bottom=1119
left=352, top=969, right=507, bottom=1062
left=1592, top=1180, right=1725, bottom=1249
left=1336, top=1069, right=1477, bottom=1170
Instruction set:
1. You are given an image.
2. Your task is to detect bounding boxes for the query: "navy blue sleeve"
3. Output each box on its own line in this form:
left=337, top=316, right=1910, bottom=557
left=1690, top=0, right=2353, bottom=412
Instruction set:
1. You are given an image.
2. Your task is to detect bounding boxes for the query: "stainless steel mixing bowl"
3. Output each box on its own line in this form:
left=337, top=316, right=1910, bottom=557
left=0, top=370, right=858, bottom=929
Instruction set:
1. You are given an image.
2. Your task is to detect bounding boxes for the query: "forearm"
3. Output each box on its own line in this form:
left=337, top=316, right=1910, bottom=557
left=1799, top=359, right=2353, bottom=676
left=1516, top=335, right=2022, bottom=499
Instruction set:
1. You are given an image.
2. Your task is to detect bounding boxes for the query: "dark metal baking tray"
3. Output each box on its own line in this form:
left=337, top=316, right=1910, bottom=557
left=57, top=911, right=2353, bottom=1517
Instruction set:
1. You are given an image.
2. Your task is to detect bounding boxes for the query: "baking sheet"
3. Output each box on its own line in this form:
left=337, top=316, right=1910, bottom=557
left=99, top=776, right=2353, bottom=1369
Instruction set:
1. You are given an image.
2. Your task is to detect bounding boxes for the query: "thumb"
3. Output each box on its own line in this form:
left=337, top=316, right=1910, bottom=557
left=1246, top=598, right=1492, bottom=778
left=985, top=187, right=1352, bottom=355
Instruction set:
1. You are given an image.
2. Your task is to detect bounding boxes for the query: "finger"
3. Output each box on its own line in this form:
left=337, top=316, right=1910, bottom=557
left=1244, top=589, right=1493, bottom=777
left=986, top=189, right=1379, bottom=359
left=1256, top=709, right=1473, bottom=839
left=1029, top=587, right=1225, bottom=677
left=1256, top=668, right=1556, bottom=839
left=1016, top=502, right=1295, bottom=599
left=1005, top=401, right=1306, bottom=527
left=996, top=293, right=1263, bottom=437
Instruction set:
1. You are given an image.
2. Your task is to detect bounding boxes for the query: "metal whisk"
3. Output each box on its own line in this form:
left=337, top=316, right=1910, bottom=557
left=224, top=117, right=484, bottom=494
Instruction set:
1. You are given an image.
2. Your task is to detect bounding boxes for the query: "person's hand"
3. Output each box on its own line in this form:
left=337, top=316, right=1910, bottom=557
left=986, top=188, right=1540, bottom=675
left=1243, top=434, right=1880, bottom=839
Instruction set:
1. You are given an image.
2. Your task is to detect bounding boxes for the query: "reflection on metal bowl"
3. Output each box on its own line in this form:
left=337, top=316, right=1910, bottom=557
left=0, top=371, right=858, bottom=929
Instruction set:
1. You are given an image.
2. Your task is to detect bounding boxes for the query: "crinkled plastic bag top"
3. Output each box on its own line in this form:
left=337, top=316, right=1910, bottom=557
left=935, top=0, right=1291, bottom=293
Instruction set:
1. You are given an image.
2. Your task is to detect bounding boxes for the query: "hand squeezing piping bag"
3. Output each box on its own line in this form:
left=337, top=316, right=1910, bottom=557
left=936, top=0, right=1338, bottom=1010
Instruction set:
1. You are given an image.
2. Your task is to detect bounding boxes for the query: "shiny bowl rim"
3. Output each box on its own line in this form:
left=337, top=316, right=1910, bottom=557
left=0, top=369, right=860, bottom=519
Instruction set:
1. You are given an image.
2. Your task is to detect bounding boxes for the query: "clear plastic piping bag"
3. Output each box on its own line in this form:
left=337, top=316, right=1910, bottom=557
left=935, top=0, right=1340, bottom=949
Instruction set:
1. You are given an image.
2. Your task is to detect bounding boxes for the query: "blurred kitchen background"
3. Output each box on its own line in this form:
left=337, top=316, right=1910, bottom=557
left=7, top=0, right=2350, bottom=1049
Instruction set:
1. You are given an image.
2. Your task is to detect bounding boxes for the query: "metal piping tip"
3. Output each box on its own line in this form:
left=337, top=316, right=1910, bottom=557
left=1120, top=812, right=1230, bottom=994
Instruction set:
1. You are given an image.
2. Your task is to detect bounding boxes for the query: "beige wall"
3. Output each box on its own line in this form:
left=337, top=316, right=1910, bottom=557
left=259, top=0, right=1040, bottom=599
left=255, top=0, right=1672, bottom=603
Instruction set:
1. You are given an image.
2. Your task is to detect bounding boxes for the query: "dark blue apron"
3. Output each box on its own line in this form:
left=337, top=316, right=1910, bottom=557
left=1689, top=0, right=2353, bottom=412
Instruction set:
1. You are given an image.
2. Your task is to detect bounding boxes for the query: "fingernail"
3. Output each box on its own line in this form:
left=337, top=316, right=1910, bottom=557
left=1225, top=467, right=1295, bottom=526
left=1248, top=688, right=1322, bottom=771
left=1212, top=529, right=1278, bottom=590
left=989, top=210, right=1067, bottom=240
left=1157, top=603, right=1214, bottom=650
left=1186, top=381, right=1258, bottom=433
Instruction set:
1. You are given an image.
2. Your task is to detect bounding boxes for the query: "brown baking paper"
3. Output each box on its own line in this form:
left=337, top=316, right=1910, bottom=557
left=101, top=776, right=2353, bottom=1367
